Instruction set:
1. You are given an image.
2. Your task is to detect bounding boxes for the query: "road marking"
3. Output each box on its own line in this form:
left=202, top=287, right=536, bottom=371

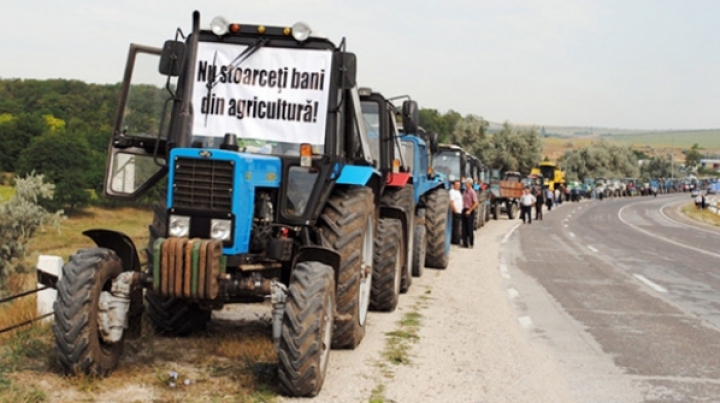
left=501, top=223, right=522, bottom=244
left=569, top=232, right=575, bottom=237
left=633, top=274, right=667, bottom=293
left=587, top=245, right=599, bottom=252
left=563, top=224, right=568, bottom=228
left=498, top=261, right=511, bottom=279
left=659, top=203, right=720, bottom=237
left=518, top=316, right=533, bottom=328
left=619, top=203, right=720, bottom=260
left=507, top=287, right=519, bottom=300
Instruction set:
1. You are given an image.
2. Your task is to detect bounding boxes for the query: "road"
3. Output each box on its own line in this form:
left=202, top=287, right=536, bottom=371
left=504, top=194, right=720, bottom=402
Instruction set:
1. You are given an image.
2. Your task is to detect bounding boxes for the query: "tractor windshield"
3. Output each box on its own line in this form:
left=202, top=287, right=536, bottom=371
left=361, top=101, right=381, bottom=165
left=433, top=150, right=461, bottom=181
left=190, top=41, right=332, bottom=155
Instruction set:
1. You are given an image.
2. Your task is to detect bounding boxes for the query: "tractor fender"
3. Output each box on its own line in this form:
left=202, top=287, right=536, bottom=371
left=292, top=246, right=341, bottom=290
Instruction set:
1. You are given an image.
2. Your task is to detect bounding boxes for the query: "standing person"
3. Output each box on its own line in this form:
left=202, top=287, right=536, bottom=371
left=449, top=180, right=463, bottom=245
left=554, top=187, right=561, bottom=206
left=462, top=178, right=479, bottom=248
left=545, top=187, right=553, bottom=211
left=519, top=188, right=536, bottom=224
left=535, top=186, right=545, bottom=220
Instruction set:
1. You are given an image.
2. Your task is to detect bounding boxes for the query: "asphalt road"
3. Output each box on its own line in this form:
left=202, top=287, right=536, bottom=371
left=503, top=193, right=720, bottom=403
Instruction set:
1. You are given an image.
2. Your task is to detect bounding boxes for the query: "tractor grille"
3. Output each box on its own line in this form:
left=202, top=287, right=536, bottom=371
left=173, top=158, right=234, bottom=211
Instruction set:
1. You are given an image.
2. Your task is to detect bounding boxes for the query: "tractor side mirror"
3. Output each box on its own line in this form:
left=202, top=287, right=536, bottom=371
left=334, top=52, right=357, bottom=89
left=402, top=100, right=419, bottom=135
left=159, top=40, right=185, bottom=76
left=428, top=131, right=439, bottom=154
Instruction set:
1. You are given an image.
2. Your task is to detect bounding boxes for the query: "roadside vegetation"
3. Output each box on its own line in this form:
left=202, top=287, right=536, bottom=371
left=682, top=203, right=720, bottom=227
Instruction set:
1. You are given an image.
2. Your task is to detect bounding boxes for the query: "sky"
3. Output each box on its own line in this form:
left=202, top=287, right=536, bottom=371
left=2, top=0, right=720, bottom=130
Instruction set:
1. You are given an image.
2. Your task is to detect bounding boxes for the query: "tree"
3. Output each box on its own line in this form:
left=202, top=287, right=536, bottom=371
left=16, top=130, right=93, bottom=212
left=641, top=156, right=672, bottom=179
left=481, top=122, right=542, bottom=174
left=682, top=143, right=702, bottom=172
left=0, top=174, right=63, bottom=287
left=562, top=140, right=638, bottom=181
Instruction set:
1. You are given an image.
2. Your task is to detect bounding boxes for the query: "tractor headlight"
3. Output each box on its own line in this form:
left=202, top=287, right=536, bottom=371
left=168, top=215, right=190, bottom=237
left=211, top=219, right=232, bottom=242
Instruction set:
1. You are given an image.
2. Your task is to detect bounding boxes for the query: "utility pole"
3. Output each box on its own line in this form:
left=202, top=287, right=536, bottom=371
left=670, top=151, right=674, bottom=179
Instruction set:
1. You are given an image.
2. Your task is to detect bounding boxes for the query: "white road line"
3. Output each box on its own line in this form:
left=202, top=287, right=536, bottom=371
left=518, top=316, right=533, bottom=328
left=501, top=223, right=522, bottom=244
left=587, top=245, right=599, bottom=253
left=563, top=224, right=568, bottom=228
left=659, top=203, right=720, bottom=236
left=507, top=287, right=519, bottom=300
left=633, top=274, right=667, bottom=293
left=569, top=232, right=575, bottom=237
left=498, top=261, right=511, bottom=279
left=619, top=203, right=720, bottom=259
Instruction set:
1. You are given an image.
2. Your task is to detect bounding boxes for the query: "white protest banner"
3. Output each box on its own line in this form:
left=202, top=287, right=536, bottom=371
left=192, top=41, right=332, bottom=146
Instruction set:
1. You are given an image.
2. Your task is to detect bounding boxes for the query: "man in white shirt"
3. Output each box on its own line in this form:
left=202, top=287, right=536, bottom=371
left=519, top=188, right=536, bottom=224
left=449, top=180, right=463, bottom=244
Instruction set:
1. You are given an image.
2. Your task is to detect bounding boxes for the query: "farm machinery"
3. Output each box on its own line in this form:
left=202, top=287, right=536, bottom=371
left=46, top=12, right=414, bottom=397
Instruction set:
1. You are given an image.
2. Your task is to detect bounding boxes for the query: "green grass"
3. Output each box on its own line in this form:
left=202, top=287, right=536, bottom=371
left=0, top=185, right=14, bottom=201
left=682, top=203, right=720, bottom=227
left=609, top=129, right=720, bottom=149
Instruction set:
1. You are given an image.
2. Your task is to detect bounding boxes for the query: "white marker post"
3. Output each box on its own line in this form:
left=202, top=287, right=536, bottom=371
left=36, top=255, right=63, bottom=323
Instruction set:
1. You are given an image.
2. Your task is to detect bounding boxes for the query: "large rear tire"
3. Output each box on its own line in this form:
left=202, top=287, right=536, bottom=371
left=370, top=218, right=403, bottom=312
left=277, top=261, right=335, bottom=397
left=411, top=223, right=426, bottom=277
left=425, top=188, right=450, bottom=269
left=492, top=200, right=499, bottom=220
left=381, top=185, right=414, bottom=293
left=53, top=248, right=124, bottom=377
left=145, top=197, right=210, bottom=336
left=319, top=187, right=374, bottom=349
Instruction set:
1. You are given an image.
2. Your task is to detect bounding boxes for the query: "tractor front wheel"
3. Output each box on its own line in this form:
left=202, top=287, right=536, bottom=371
left=53, top=248, right=124, bottom=377
left=277, top=261, right=335, bottom=397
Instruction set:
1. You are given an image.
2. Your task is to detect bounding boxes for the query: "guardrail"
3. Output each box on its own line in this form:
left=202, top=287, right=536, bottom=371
left=0, top=255, right=62, bottom=335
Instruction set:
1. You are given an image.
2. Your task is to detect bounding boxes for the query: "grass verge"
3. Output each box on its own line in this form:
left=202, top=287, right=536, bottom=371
left=681, top=203, right=720, bottom=227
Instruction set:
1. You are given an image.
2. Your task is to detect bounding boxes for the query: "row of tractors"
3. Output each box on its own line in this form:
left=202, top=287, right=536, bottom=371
left=40, top=12, right=500, bottom=398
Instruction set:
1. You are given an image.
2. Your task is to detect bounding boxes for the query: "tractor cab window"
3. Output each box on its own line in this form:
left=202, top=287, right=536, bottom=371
left=433, top=150, right=461, bottom=181
left=401, top=141, right=414, bottom=173
left=361, top=101, right=381, bottom=167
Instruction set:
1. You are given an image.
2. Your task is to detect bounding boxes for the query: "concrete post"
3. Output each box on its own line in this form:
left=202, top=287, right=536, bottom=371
left=36, top=255, right=63, bottom=323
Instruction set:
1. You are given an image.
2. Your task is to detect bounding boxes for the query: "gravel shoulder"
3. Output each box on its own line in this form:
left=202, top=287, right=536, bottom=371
left=284, top=216, right=576, bottom=403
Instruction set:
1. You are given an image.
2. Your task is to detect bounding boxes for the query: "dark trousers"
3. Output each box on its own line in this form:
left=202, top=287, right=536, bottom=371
left=546, top=199, right=552, bottom=211
left=452, top=213, right=462, bottom=245
left=462, top=209, right=475, bottom=247
left=535, top=201, right=543, bottom=220
left=521, top=205, right=532, bottom=223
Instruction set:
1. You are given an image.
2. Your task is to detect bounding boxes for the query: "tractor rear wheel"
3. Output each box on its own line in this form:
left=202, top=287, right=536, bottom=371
left=53, top=248, right=124, bottom=377
left=381, top=185, right=414, bottom=293
left=492, top=200, right=499, bottom=220
left=145, top=197, right=210, bottom=336
left=319, top=187, right=374, bottom=349
left=370, top=218, right=403, bottom=312
left=425, top=188, right=450, bottom=269
left=277, top=261, right=335, bottom=397
left=507, top=201, right=517, bottom=219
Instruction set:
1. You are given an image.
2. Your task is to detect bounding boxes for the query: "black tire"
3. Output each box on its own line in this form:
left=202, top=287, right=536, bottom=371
left=507, top=201, right=516, bottom=219
left=425, top=188, right=450, bottom=269
left=53, top=248, right=124, bottom=376
left=411, top=223, right=426, bottom=277
left=145, top=196, right=210, bottom=336
left=277, top=261, right=335, bottom=397
left=319, top=187, right=374, bottom=349
left=370, top=218, right=403, bottom=312
left=477, top=197, right=486, bottom=228
left=381, top=185, right=414, bottom=293
left=492, top=200, right=499, bottom=220
left=485, top=200, right=491, bottom=223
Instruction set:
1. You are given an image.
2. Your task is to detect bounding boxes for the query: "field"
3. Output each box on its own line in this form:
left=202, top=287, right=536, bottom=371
left=0, top=185, right=14, bottom=201
left=608, top=129, right=720, bottom=150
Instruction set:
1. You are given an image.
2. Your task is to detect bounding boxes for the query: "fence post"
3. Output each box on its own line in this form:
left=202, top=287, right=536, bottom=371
left=36, top=255, right=63, bottom=323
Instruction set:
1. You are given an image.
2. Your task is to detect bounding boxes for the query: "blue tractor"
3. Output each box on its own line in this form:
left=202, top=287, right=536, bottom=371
left=398, top=126, right=451, bottom=272
left=49, top=12, right=399, bottom=397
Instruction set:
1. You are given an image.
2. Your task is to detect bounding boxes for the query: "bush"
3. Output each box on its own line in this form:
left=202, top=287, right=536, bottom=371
left=0, top=174, right=64, bottom=287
